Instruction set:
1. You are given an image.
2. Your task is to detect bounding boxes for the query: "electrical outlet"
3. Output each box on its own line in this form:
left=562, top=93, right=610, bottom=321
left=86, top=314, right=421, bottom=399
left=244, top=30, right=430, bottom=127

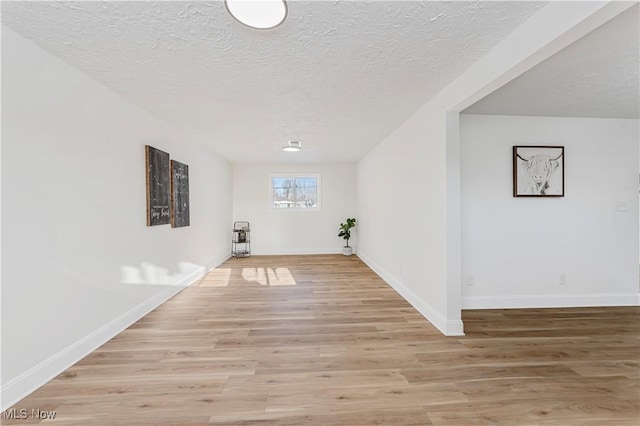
left=559, top=274, right=566, bottom=286
left=616, top=201, right=629, bottom=212
left=465, top=275, right=474, bottom=287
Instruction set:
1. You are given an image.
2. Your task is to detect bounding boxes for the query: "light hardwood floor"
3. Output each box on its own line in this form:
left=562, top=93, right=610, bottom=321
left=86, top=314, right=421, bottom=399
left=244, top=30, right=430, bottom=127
left=3, top=255, right=639, bottom=425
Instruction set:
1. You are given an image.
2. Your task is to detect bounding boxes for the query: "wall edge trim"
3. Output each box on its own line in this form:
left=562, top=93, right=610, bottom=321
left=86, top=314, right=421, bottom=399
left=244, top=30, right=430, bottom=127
left=251, top=248, right=345, bottom=255
left=462, top=293, right=640, bottom=309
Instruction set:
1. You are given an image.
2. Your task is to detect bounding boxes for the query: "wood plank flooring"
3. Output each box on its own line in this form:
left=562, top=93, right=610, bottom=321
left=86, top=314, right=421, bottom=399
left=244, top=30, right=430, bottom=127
left=3, top=255, right=639, bottom=425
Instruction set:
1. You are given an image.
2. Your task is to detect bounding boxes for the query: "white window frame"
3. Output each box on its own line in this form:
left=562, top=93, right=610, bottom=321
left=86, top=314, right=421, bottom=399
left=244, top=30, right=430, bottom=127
left=269, top=173, right=321, bottom=212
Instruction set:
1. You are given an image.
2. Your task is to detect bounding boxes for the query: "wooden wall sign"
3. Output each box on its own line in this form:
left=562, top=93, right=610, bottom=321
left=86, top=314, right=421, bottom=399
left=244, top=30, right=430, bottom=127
left=145, top=145, right=171, bottom=226
left=170, top=160, right=190, bottom=228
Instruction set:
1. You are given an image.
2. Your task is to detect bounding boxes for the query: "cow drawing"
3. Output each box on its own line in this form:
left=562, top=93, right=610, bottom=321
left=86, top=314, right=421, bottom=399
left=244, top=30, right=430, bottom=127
left=517, top=152, right=562, bottom=195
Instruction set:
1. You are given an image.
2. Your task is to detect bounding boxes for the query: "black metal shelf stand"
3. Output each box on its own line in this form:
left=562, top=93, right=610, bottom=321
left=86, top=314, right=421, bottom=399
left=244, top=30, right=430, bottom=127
left=232, top=221, right=251, bottom=258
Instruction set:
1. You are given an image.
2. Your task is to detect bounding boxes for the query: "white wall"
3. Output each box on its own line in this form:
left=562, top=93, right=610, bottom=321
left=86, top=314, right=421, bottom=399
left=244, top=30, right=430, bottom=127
left=357, top=109, right=452, bottom=331
left=356, top=2, right=631, bottom=336
left=460, top=114, right=639, bottom=308
left=232, top=163, right=356, bottom=255
left=1, top=27, right=232, bottom=408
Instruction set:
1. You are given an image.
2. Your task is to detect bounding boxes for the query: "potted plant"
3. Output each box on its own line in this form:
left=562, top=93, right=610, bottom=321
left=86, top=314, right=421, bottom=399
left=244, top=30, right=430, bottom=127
left=338, top=218, right=356, bottom=256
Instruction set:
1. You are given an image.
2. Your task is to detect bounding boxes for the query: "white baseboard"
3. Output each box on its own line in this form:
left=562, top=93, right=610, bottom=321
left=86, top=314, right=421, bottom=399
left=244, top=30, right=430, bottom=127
left=462, top=293, right=640, bottom=309
left=0, top=254, right=229, bottom=411
left=357, top=251, right=464, bottom=336
left=206, top=253, right=232, bottom=273
left=251, top=248, right=345, bottom=255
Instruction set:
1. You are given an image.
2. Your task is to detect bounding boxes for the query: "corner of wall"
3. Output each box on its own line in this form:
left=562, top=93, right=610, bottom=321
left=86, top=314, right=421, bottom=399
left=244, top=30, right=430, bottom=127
left=357, top=251, right=464, bottom=336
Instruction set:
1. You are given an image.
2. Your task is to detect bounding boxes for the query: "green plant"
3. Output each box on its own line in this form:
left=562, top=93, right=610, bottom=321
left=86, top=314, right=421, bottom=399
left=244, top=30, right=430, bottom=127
left=338, top=218, right=356, bottom=248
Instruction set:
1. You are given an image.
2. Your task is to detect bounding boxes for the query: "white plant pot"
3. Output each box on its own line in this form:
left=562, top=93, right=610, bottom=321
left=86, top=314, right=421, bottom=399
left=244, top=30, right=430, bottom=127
left=342, top=246, right=353, bottom=256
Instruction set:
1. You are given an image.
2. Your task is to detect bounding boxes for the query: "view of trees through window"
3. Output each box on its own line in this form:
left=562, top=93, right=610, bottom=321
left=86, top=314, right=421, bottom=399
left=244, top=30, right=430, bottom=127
left=272, top=176, right=318, bottom=209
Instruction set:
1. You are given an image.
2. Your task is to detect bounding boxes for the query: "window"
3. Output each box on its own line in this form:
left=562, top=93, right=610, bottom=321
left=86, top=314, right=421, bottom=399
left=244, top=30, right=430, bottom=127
left=270, top=174, right=320, bottom=210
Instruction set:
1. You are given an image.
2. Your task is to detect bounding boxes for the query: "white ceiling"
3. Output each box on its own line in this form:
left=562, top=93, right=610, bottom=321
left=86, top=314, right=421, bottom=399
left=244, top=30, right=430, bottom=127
left=1, top=0, right=548, bottom=163
left=464, top=4, right=639, bottom=119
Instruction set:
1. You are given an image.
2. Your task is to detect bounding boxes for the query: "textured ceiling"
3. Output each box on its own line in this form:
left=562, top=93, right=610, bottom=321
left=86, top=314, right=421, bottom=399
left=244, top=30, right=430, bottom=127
left=2, top=1, right=548, bottom=163
left=464, top=4, right=640, bottom=119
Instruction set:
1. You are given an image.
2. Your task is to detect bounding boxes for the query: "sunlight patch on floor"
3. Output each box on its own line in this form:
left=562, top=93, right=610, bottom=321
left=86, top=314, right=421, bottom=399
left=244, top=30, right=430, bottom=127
left=242, top=267, right=297, bottom=286
left=197, top=268, right=231, bottom=287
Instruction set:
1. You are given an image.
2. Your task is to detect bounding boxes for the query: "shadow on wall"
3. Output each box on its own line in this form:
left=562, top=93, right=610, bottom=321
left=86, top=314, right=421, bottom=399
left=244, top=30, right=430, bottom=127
left=121, top=261, right=205, bottom=286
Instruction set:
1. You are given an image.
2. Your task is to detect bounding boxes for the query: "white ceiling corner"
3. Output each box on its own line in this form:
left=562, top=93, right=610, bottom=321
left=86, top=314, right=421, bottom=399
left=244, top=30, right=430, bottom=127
left=464, top=4, right=640, bottom=119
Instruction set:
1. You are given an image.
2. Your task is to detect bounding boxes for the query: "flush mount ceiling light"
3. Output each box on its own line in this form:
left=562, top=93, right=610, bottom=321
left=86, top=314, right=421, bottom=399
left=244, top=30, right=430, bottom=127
left=282, top=141, right=301, bottom=152
left=225, top=0, right=288, bottom=30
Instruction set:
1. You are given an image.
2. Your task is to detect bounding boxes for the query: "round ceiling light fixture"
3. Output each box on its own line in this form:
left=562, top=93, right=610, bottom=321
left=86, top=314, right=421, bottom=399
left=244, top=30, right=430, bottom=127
left=283, top=141, right=301, bottom=152
left=225, top=0, right=288, bottom=30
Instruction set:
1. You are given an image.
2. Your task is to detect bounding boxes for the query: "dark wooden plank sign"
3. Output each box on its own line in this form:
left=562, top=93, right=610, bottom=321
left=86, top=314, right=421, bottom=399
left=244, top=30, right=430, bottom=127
left=145, top=145, right=171, bottom=226
left=171, top=160, right=190, bottom=228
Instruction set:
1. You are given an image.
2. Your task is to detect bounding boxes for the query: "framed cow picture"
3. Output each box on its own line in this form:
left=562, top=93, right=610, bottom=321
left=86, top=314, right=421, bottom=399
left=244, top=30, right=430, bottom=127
left=513, top=146, right=564, bottom=197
